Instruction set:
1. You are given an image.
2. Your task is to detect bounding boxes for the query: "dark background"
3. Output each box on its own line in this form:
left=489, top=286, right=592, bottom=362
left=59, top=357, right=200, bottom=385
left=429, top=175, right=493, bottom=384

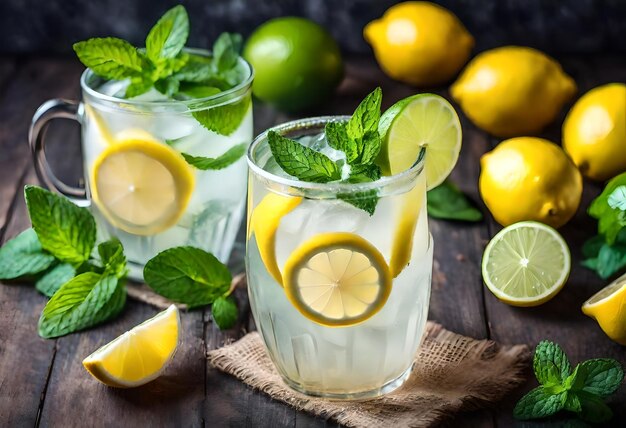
left=1, top=0, right=626, bottom=56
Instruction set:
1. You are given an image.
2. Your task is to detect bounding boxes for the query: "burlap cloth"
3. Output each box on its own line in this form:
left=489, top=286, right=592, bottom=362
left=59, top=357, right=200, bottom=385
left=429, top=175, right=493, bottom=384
left=128, top=280, right=530, bottom=427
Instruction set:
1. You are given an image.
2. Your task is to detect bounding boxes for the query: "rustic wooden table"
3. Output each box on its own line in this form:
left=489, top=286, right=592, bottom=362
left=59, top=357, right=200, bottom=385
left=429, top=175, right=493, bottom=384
left=0, top=55, right=625, bottom=427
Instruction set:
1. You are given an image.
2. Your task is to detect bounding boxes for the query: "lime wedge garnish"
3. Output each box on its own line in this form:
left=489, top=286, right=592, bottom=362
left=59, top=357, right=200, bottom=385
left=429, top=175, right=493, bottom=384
left=481, top=221, right=570, bottom=307
left=376, top=93, right=461, bottom=189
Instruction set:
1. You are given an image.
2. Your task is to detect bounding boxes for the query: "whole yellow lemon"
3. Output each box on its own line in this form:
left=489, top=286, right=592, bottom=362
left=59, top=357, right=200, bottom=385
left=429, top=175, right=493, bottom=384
left=563, top=83, right=626, bottom=181
left=480, top=137, right=583, bottom=228
left=363, top=1, right=474, bottom=87
left=451, top=46, right=577, bottom=137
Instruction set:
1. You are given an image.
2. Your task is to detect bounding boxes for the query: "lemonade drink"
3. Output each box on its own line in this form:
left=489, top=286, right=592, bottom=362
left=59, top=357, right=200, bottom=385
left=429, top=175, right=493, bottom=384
left=246, top=117, right=433, bottom=398
left=81, top=53, right=253, bottom=279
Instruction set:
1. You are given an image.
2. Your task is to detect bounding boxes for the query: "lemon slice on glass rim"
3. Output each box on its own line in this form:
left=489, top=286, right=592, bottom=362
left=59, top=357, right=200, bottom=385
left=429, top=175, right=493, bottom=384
left=90, top=136, right=195, bottom=236
left=83, top=305, right=180, bottom=388
left=283, top=232, right=392, bottom=327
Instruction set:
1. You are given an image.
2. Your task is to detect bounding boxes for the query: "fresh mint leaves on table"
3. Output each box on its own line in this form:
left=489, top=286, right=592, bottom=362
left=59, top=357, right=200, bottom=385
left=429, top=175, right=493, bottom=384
left=427, top=180, right=483, bottom=222
left=73, top=5, right=249, bottom=137
left=267, top=88, right=384, bottom=215
left=0, top=185, right=239, bottom=336
left=514, top=340, right=623, bottom=423
left=582, top=172, right=626, bottom=279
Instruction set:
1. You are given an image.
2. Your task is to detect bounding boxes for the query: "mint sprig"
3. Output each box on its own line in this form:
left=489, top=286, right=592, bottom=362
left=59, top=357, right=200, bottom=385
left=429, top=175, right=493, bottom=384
left=427, top=180, right=483, bottom=222
left=266, top=88, right=386, bottom=215
left=73, top=6, right=249, bottom=135
left=514, top=341, right=623, bottom=423
left=583, top=172, right=626, bottom=278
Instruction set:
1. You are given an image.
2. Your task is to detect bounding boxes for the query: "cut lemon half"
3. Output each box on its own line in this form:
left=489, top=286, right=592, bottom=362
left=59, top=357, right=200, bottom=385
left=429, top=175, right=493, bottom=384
left=582, top=273, right=626, bottom=345
left=481, top=221, right=570, bottom=307
left=283, top=232, right=392, bottom=327
left=249, top=193, right=302, bottom=285
left=376, top=93, right=462, bottom=189
left=90, top=137, right=195, bottom=235
left=83, top=305, right=180, bottom=388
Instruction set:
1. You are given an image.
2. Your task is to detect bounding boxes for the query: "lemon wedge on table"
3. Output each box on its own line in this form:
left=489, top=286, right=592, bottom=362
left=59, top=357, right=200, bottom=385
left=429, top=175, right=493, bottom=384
left=376, top=93, right=462, bottom=190
left=249, top=193, right=302, bottom=285
left=582, top=273, right=626, bottom=345
left=83, top=305, right=180, bottom=388
left=283, top=232, right=392, bottom=327
left=90, top=137, right=195, bottom=236
left=481, top=221, right=571, bottom=307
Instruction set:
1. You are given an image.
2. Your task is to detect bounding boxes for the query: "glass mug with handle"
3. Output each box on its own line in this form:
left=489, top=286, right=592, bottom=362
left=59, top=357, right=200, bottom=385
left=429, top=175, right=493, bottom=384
left=29, top=49, right=253, bottom=280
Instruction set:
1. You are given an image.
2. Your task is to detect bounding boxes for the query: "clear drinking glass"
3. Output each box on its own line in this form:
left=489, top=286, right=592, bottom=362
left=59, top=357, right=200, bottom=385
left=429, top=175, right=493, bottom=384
left=246, top=117, right=433, bottom=399
left=29, top=49, right=254, bottom=280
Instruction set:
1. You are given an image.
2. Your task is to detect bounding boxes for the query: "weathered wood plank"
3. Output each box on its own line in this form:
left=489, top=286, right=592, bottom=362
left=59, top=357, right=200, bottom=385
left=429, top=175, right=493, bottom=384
left=0, top=57, right=84, bottom=427
left=484, top=56, right=626, bottom=426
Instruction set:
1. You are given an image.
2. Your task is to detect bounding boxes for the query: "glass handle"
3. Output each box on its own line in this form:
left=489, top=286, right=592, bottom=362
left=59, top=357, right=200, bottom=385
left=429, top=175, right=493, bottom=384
left=29, top=99, right=89, bottom=207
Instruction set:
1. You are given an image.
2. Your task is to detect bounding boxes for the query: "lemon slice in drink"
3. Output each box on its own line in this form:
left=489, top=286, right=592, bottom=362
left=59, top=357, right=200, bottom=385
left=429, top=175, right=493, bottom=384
left=91, top=137, right=195, bottom=235
left=83, top=305, right=180, bottom=388
left=582, top=274, right=626, bottom=345
left=283, top=232, right=392, bottom=327
left=249, top=193, right=302, bottom=285
left=481, top=221, right=570, bottom=307
left=376, top=93, right=462, bottom=189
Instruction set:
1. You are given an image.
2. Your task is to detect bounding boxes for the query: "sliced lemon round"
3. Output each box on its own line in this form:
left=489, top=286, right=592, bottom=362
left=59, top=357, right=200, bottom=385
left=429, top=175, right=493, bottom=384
left=83, top=305, right=180, bottom=388
left=283, top=232, right=392, bottom=327
left=249, top=193, right=302, bottom=285
left=376, top=93, right=462, bottom=189
left=90, top=137, right=195, bottom=235
left=481, top=221, right=570, bottom=307
left=582, top=273, right=626, bottom=345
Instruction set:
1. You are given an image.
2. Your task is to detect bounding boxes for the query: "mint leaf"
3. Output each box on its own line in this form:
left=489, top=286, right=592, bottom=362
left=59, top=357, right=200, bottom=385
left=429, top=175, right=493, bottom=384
left=73, top=37, right=144, bottom=80
left=513, top=386, right=566, bottom=419
left=533, top=341, right=572, bottom=386
left=176, top=83, right=220, bottom=99
left=345, top=87, right=382, bottom=165
left=267, top=131, right=342, bottom=183
left=579, top=359, right=624, bottom=397
left=212, top=296, right=238, bottom=329
left=578, top=393, right=613, bottom=423
left=598, top=210, right=626, bottom=245
left=427, top=181, right=483, bottom=222
left=595, top=242, right=626, bottom=279
left=325, top=121, right=356, bottom=163
left=125, top=77, right=153, bottom=98
left=564, top=364, right=589, bottom=391
left=608, top=186, right=626, bottom=210
left=213, top=33, right=242, bottom=73
left=338, top=190, right=378, bottom=216
left=172, top=59, right=214, bottom=83
left=192, top=95, right=250, bottom=136
left=563, top=393, right=582, bottom=413
left=348, top=163, right=381, bottom=183
left=35, top=263, right=75, bottom=298
left=98, top=238, right=127, bottom=278
left=154, top=76, right=180, bottom=97
left=38, top=272, right=120, bottom=338
left=589, top=172, right=626, bottom=245
left=0, top=228, right=55, bottom=280
left=143, top=246, right=231, bottom=308
left=582, top=235, right=605, bottom=259
left=181, top=143, right=246, bottom=170
left=145, top=5, right=189, bottom=62
left=25, top=186, right=96, bottom=265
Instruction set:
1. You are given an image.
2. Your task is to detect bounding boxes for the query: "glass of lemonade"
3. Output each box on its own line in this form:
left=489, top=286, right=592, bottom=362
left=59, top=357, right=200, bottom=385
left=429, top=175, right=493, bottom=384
left=246, top=117, right=433, bottom=399
left=29, top=49, right=253, bottom=280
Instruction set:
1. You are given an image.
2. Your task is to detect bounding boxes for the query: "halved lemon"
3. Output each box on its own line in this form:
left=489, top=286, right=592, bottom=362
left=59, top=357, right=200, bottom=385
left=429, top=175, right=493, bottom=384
left=283, top=232, right=392, bottom=327
left=249, top=193, right=302, bottom=285
left=83, top=305, right=180, bottom=388
left=582, top=273, right=626, bottom=345
left=481, top=221, right=570, bottom=307
left=90, top=137, right=195, bottom=235
left=376, top=93, right=462, bottom=189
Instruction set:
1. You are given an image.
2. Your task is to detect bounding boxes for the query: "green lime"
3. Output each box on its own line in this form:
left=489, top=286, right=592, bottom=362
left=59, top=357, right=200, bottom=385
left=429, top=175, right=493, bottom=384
left=376, top=94, right=461, bottom=189
left=481, top=221, right=570, bottom=307
left=243, top=17, right=343, bottom=112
